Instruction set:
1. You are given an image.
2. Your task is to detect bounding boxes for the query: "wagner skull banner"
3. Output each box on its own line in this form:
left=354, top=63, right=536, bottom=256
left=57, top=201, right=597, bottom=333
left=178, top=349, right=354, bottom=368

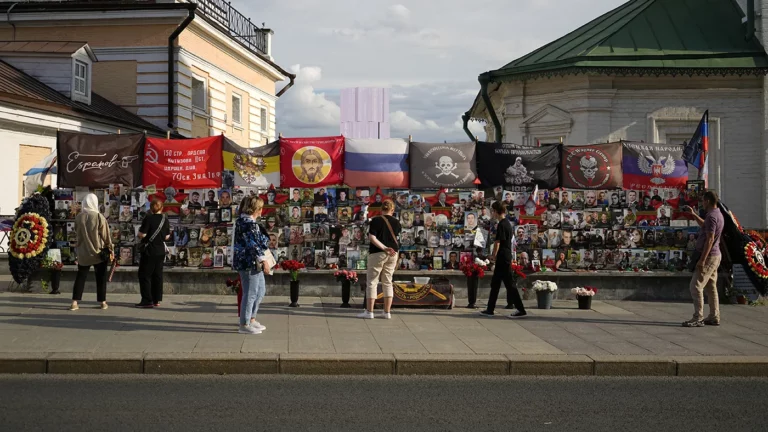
left=56, top=131, right=144, bottom=188
left=409, top=142, right=477, bottom=188
left=622, top=142, right=688, bottom=190
left=561, top=142, right=622, bottom=189
left=476, top=142, right=560, bottom=191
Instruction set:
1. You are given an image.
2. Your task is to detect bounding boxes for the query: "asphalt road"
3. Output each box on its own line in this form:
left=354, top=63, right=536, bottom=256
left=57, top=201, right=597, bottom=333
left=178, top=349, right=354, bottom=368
left=0, top=375, right=765, bottom=432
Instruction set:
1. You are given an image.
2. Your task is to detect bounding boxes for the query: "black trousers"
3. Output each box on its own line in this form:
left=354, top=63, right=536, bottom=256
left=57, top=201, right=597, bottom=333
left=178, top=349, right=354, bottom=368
left=139, top=253, right=165, bottom=304
left=72, top=261, right=108, bottom=302
left=485, top=260, right=526, bottom=313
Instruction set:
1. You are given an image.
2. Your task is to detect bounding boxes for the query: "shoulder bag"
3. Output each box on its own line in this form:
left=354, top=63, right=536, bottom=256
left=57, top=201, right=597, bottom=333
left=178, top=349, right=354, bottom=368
left=97, top=213, right=112, bottom=263
left=379, top=215, right=399, bottom=251
left=138, top=214, right=167, bottom=255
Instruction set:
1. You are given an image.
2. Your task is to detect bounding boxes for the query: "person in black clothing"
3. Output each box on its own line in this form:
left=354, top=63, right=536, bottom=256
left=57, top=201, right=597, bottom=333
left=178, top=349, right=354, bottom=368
left=480, top=201, right=527, bottom=318
left=358, top=199, right=401, bottom=320
left=135, top=198, right=171, bottom=308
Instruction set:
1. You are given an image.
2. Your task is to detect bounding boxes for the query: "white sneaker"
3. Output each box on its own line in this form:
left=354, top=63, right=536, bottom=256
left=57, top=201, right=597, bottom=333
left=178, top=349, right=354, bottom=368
left=379, top=312, right=391, bottom=320
left=250, top=321, right=267, bottom=331
left=238, top=325, right=262, bottom=335
left=356, top=310, right=375, bottom=319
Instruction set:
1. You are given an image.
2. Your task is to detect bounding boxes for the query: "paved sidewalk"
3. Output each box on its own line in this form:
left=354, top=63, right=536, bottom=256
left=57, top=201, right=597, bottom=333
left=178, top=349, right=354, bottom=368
left=1, top=293, right=767, bottom=356
left=2, top=293, right=768, bottom=376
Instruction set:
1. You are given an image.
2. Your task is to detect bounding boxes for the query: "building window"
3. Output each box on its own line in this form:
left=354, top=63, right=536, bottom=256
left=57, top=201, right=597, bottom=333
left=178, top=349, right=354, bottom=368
left=260, top=107, right=267, bottom=132
left=232, top=93, right=242, bottom=125
left=192, top=76, right=207, bottom=111
left=73, top=60, right=88, bottom=95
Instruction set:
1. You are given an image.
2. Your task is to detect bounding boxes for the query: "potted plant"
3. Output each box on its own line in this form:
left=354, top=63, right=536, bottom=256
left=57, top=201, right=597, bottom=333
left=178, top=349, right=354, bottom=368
left=460, top=258, right=488, bottom=309
left=280, top=260, right=305, bottom=307
left=334, top=269, right=358, bottom=308
left=40, top=255, right=63, bottom=295
left=571, top=286, right=597, bottom=310
left=531, top=280, right=557, bottom=309
left=226, top=277, right=243, bottom=316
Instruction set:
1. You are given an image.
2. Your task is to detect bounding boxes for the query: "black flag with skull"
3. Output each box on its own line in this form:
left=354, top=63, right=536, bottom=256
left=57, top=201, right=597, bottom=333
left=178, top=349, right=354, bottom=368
left=409, top=142, right=478, bottom=188
left=561, top=143, right=623, bottom=190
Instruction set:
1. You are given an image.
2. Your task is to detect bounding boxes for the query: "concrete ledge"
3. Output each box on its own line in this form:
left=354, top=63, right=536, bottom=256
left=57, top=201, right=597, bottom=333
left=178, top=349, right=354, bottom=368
left=47, top=353, right=144, bottom=374
left=279, top=354, right=394, bottom=375
left=674, top=356, right=768, bottom=377
left=395, top=354, right=509, bottom=375
left=507, top=355, right=594, bottom=376
left=0, top=353, right=48, bottom=374
left=591, top=355, right=676, bottom=376
left=144, top=353, right=279, bottom=374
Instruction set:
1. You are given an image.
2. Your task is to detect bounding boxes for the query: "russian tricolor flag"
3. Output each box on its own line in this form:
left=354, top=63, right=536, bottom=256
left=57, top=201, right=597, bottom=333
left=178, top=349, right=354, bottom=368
left=344, top=138, right=409, bottom=188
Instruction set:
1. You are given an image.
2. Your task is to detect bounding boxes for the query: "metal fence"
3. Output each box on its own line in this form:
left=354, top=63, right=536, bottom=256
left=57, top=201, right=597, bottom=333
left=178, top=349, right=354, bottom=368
left=183, top=0, right=269, bottom=56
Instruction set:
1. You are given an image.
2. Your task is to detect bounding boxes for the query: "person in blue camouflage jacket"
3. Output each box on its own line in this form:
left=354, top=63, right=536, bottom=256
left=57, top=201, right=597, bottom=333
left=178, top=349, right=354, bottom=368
left=233, top=196, right=272, bottom=335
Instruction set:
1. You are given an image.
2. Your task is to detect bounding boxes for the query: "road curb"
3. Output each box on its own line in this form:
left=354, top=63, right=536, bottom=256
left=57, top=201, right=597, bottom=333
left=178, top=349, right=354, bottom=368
left=0, top=353, right=48, bottom=374
left=279, top=354, right=395, bottom=375
left=507, top=355, right=594, bottom=376
left=47, top=353, right=144, bottom=374
left=3, top=353, right=768, bottom=376
left=674, top=356, right=768, bottom=377
left=395, top=354, right=509, bottom=375
left=590, top=355, right=677, bottom=376
left=144, top=353, right=279, bottom=374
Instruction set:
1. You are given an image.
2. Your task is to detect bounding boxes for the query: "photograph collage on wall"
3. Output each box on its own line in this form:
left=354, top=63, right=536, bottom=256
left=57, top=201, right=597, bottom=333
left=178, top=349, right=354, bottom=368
left=50, top=182, right=702, bottom=272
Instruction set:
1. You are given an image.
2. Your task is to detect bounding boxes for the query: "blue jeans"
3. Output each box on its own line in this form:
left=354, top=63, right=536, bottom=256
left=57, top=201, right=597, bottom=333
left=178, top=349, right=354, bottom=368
left=239, top=270, right=266, bottom=326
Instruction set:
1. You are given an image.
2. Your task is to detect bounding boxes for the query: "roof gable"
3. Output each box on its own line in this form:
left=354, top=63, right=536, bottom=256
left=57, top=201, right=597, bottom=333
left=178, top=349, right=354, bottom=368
left=491, top=0, right=768, bottom=80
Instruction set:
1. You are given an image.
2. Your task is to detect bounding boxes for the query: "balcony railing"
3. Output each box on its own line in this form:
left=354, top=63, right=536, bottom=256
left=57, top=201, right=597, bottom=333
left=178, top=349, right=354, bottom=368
left=181, top=0, right=269, bottom=56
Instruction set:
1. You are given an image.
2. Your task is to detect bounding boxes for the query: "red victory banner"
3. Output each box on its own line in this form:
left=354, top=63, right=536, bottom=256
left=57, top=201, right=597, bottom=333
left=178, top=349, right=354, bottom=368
left=143, top=136, right=224, bottom=189
left=280, top=136, right=344, bottom=188
left=561, top=142, right=623, bottom=190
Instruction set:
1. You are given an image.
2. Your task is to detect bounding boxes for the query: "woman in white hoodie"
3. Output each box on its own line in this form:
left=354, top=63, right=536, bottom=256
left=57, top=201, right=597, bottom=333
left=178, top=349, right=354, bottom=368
left=70, top=193, right=113, bottom=311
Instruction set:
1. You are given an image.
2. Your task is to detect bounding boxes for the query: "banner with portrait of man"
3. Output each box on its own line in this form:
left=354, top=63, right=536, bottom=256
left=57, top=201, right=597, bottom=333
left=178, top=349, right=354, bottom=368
left=279, top=136, right=344, bottom=188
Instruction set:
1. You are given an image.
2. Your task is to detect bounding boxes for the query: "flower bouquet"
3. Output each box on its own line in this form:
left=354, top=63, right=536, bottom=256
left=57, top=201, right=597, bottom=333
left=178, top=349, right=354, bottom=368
left=334, top=269, right=357, bottom=308
left=280, top=260, right=305, bottom=307
left=334, top=269, right=358, bottom=282
left=531, top=280, right=557, bottom=310
left=226, top=276, right=244, bottom=316
left=460, top=258, right=488, bottom=308
left=571, top=286, right=597, bottom=310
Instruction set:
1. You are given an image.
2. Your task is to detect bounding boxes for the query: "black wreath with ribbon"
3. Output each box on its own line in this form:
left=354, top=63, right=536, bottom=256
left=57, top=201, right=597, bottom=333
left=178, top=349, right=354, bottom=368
left=9, top=194, right=53, bottom=284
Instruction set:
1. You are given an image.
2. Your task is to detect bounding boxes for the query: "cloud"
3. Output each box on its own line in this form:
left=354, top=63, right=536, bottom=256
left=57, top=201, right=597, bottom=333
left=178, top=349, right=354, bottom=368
left=277, top=73, right=484, bottom=142
left=276, top=65, right=340, bottom=133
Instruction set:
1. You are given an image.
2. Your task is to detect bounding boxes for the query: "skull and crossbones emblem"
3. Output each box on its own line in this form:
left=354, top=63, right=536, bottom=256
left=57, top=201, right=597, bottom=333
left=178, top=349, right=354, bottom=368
left=579, top=155, right=598, bottom=181
left=435, top=156, right=459, bottom=178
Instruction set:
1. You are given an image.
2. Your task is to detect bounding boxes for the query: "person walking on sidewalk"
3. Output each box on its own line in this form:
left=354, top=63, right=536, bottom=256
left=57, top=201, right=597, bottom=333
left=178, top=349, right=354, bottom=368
left=69, top=193, right=113, bottom=311
left=135, top=198, right=171, bottom=308
left=358, top=199, right=400, bottom=320
left=480, top=202, right=527, bottom=318
left=233, top=196, right=272, bottom=334
left=683, top=191, right=724, bottom=327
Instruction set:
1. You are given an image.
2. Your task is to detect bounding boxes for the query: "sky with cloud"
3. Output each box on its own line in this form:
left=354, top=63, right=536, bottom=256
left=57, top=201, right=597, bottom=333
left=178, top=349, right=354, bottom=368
left=233, top=0, right=626, bottom=141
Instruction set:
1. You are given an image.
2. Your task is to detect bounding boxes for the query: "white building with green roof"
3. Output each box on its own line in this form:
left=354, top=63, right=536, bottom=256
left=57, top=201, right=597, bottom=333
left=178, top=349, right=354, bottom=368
left=464, top=0, right=768, bottom=228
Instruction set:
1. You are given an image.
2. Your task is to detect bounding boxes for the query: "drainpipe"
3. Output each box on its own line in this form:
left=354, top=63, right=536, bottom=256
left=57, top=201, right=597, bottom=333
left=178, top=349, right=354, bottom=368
left=461, top=110, right=475, bottom=141
left=4, top=3, right=18, bottom=41
left=276, top=73, right=295, bottom=98
left=747, top=0, right=755, bottom=40
left=479, top=73, right=502, bottom=143
left=168, top=5, right=196, bottom=131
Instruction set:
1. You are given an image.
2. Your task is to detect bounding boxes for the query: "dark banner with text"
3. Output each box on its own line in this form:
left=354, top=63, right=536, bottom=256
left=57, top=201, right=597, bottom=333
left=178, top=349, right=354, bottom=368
left=143, top=136, right=223, bottom=189
left=561, top=142, right=623, bottom=190
left=476, top=142, right=560, bottom=191
left=56, top=131, right=144, bottom=188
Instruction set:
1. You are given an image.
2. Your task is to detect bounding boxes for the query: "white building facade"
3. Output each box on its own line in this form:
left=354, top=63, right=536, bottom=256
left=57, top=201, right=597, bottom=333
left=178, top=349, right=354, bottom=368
left=466, top=0, right=768, bottom=229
